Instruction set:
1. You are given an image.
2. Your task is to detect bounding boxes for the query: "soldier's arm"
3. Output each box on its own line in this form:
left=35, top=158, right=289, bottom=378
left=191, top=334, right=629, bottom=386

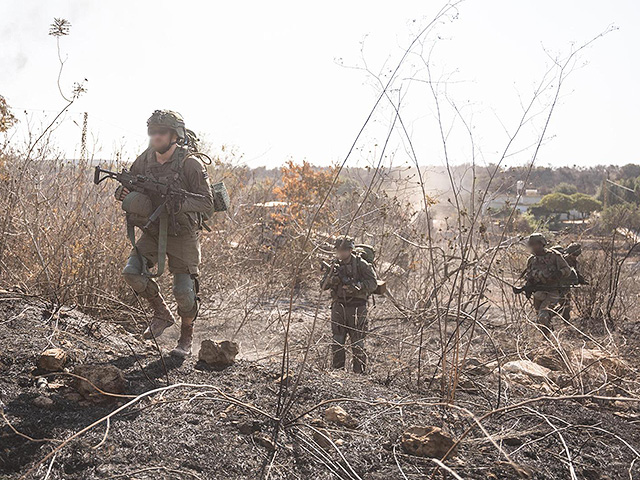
left=320, top=273, right=338, bottom=290
left=179, top=157, right=214, bottom=213
left=358, top=259, right=378, bottom=295
left=556, top=253, right=572, bottom=278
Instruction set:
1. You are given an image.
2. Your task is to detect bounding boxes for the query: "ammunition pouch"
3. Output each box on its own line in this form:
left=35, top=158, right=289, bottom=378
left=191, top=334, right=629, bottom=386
left=211, top=182, right=230, bottom=214
left=122, top=191, right=153, bottom=229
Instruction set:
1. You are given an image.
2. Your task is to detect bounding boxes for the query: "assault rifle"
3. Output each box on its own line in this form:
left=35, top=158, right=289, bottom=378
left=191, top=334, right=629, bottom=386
left=320, top=260, right=362, bottom=291
left=512, top=283, right=578, bottom=298
left=93, top=165, right=206, bottom=231
left=94, top=165, right=208, bottom=277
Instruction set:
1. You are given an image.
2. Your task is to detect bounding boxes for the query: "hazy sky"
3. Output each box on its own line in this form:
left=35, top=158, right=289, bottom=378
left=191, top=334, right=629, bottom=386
left=1, top=1, right=638, bottom=169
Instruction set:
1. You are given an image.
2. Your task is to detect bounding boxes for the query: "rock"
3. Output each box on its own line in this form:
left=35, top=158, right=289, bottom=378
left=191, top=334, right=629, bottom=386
left=73, top=364, right=126, bottom=403
left=548, top=371, right=572, bottom=388
left=324, top=405, right=357, bottom=429
left=32, top=395, right=54, bottom=408
left=198, top=340, right=239, bottom=369
left=575, top=348, right=628, bottom=377
left=503, top=360, right=551, bottom=382
left=253, top=432, right=275, bottom=451
left=533, top=351, right=564, bottom=371
left=38, top=348, right=67, bottom=372
left=401, top=426, right=457, bottom=458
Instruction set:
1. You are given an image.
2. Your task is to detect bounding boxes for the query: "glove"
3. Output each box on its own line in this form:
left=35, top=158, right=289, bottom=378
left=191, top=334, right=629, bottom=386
left=114, top=185, right=129, bottom=201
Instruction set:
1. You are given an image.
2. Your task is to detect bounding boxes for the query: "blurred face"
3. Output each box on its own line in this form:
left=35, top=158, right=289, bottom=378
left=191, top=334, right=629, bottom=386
left=336, top=248, right=352, bottom=261
left=148, top=126, right=176, bottom=153
left=528, top=241, right=545, bottom=255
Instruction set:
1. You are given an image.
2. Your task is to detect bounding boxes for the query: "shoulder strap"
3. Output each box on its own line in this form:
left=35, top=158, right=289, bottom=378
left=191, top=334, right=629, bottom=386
left=171, top=146, right=190, bottom=174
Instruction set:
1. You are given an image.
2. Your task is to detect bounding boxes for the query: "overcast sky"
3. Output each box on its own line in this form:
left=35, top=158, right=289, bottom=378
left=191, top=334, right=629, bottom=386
left=1, top=1, right=638, bottom=169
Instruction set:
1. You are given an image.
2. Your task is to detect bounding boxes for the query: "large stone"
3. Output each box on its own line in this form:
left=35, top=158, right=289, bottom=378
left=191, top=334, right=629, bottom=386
left=533, top=351, right=564, bottom=371
left=576, top=348, right=628, bottom=377
left=198, top=340, right=239, bottom=369
left=38, top=348, right=67, bottom=372
left=401, top=426, right=457, bottom=458
left=503, top=360, right=550, bottom=382
left=73, top=364, right=126, bottom=403
left=324, top=405, right=358, bottom=429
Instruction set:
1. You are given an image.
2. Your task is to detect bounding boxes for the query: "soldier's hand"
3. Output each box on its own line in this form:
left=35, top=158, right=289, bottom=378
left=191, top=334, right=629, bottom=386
left=114, top=185, right=130, bottom=201
left=343, top=284, right=357, bottom=295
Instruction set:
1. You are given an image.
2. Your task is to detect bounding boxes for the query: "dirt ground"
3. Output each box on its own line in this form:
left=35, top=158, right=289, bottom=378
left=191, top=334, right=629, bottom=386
left=1, top=289, right=640, bottom=480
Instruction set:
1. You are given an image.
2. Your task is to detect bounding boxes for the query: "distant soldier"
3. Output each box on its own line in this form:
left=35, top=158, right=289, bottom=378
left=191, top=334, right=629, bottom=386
left=560, top=242, right=585, bottom=320
left=321, top=236, right=378, bottom=373
left=116, top=110, right=213, bottom=357
left=523, top=233, right=572, bottom=330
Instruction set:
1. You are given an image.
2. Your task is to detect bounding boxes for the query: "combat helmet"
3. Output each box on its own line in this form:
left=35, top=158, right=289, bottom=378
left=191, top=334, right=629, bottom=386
left=147, top=109, right=187, bottom=141
left=334, top=235, right=355, bottom=250
left=527, top=232, right=547, bottom=246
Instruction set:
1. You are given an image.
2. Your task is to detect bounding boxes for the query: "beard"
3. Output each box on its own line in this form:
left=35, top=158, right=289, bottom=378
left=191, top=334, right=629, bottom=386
left=151, top=139, right=174, bottom=154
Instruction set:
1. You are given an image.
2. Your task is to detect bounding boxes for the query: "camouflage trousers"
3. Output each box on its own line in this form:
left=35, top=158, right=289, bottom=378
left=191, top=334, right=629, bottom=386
left=122, top=230, right=201, bottom=317
left=331, top=301, right=368, bottom=374
left=533, top=290, right=561, bottom=329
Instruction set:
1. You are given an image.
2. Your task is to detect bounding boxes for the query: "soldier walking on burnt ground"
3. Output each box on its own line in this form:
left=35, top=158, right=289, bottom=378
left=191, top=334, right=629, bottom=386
left=321, top=236, right=378, bottom=374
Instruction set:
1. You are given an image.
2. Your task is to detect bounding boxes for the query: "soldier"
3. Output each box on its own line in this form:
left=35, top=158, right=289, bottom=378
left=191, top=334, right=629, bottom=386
left=560, top=242, right=585, bottom=320
left=523, top=233, right=572, bottom=330
left=321, top=236, right=378, bottom=373
left=115, top=110, right=213, bottom=357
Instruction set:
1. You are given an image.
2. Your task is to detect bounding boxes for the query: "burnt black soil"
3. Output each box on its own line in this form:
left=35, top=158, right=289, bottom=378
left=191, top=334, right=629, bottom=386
left=1, top=290, right=639, bottom=479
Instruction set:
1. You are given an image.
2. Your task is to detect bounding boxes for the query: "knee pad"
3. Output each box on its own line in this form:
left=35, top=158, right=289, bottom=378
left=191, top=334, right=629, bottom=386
left=173, top=274, right=196, bottom=317
left=122, top=256, right=158, bottom=297
left=122, top=256, right=148, bottom=291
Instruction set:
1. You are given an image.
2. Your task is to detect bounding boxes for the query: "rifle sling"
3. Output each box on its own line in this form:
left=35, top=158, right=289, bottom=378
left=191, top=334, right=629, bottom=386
left=127, top=212, right=169, bottom=279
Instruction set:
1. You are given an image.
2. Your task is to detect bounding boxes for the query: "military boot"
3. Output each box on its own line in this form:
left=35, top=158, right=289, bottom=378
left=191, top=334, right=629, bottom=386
left=170, top=318, right=194, bottom=358
left=142, top=294, right=175, bottom=340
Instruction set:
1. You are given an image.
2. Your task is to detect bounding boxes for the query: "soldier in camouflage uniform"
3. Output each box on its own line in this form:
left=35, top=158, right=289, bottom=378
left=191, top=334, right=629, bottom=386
left=523, top=233, right=572, bottom=330
left=321, top=236, right=378, bottom=373
left=115, top=110, right=213, bottom=357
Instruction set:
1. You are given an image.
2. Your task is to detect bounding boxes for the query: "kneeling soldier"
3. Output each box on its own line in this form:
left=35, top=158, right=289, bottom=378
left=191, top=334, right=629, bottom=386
left=321, top=236, right=378, bottom=373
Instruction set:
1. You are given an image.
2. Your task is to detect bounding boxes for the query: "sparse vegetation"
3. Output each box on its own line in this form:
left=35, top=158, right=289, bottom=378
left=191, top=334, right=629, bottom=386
left=1, top=7, right=639, bottom=480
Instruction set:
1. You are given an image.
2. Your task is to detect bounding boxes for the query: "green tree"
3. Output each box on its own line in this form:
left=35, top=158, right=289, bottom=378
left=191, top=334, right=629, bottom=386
left=554, top=182, right=578, bottom=195
left=601, top=203, right=640, bottom=233
left=570, top=193, right=602, bottom=219
left=539, top=192, right=574, bottom=215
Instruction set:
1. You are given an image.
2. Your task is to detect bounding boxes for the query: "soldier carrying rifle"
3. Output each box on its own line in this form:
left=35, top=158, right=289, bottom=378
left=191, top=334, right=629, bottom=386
left=97, top=110, right=230, bottom=357
left=516, top=233, right=573, bottom=331
left=321, top=236, right=378, bottom=374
